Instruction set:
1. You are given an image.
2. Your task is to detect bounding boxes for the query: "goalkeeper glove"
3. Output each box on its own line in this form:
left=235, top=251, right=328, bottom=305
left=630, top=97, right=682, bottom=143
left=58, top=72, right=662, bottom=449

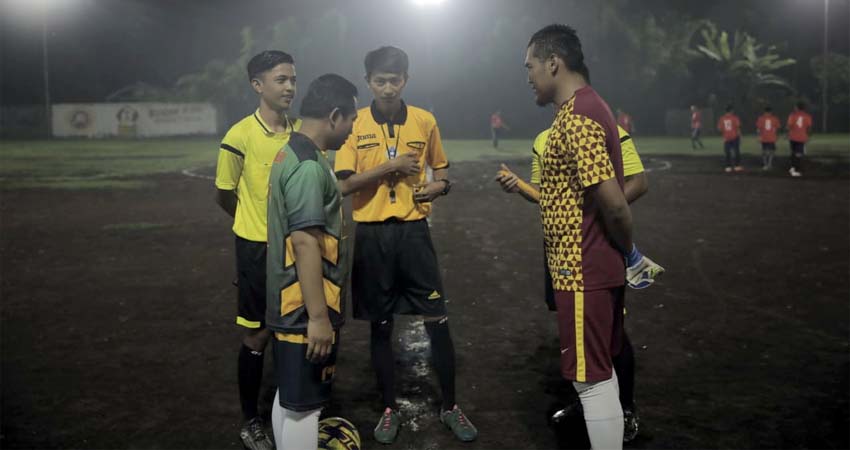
left=625, top=245, right=665, bottom=289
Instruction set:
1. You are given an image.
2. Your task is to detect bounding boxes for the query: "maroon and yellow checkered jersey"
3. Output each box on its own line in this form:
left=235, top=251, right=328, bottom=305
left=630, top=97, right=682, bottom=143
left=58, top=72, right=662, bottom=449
left=540, top=86, right=625, bottom=292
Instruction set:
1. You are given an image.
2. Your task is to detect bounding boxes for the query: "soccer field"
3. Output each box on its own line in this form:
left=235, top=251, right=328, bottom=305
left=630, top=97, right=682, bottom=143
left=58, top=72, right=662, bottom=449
left=1, top=135, right=848, bottom=189
left=1, top=134, right=848, bottom=449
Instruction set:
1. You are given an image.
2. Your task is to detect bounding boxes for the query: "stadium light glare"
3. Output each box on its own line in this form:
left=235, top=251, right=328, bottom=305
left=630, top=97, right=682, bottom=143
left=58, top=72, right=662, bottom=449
left=411, top=0, right=447, bottom=7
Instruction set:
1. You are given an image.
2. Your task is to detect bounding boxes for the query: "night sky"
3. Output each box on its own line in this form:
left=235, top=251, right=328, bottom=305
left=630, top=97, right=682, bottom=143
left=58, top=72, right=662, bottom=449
left=1, top=0, right=848, bottom=134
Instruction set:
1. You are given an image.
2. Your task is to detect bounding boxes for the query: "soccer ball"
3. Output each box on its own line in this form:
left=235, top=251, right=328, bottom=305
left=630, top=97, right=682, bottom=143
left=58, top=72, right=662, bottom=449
left=318, top=417, right=361, bottom=450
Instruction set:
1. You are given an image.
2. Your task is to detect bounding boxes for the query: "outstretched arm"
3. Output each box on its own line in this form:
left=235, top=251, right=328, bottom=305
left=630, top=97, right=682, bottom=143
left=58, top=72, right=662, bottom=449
left=495, top=164, right=539, bottom=203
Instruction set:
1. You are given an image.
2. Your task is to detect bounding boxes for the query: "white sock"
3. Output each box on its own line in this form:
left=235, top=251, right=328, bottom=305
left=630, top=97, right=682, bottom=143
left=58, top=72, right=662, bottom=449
left=272, top=389, right=322, bottom=450
left=574, top=371, right=624, bottom=450
left=272, top=390, right=284, bottom=447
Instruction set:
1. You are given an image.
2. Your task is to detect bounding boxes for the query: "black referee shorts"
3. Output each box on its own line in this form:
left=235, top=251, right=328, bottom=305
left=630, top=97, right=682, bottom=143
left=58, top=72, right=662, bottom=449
left=351, top=218, right=447, bottom=321
left=235, top=235, right=266, bottom=329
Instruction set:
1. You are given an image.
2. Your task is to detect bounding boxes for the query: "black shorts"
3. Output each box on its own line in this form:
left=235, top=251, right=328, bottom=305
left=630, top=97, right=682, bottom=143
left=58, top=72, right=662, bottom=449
left=273, top=332, right=339, bottom=412
left=724, top=137, right=740, bottom=152
left=352, top=219, right=447, bottom=321
left=235, top=235, right=266, bottom=329
left=761, top=142, right=776, bottom=151
left=790, top=141, right=806, bottom=156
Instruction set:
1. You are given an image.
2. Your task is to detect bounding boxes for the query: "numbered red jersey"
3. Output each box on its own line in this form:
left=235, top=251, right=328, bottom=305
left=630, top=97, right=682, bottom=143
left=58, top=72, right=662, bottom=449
left=756, top=113, right=780, bottom=143
left=787, top=111, right=813, bottom=143
left=717, top=113, right=741, bottom=142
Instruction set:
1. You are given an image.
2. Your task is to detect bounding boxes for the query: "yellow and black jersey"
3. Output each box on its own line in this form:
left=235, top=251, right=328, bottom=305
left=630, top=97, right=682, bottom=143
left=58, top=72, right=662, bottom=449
left=334, top=101, right=448, bottom=223
left=215, top=110, right=301, bottom=242
left=540, top=86, right=625, bottom=292
left=531, top=125, right=643, bottom=185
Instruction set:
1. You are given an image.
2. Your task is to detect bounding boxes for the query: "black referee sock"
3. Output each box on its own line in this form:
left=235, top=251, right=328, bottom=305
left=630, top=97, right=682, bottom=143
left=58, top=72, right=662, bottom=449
left=424, top=317, right=456, bottom=411
left=612, top=333, right=636, bottom=410
left=370, top=320, right=397, bottom=409
left=238, top=344, right=264, bottom=421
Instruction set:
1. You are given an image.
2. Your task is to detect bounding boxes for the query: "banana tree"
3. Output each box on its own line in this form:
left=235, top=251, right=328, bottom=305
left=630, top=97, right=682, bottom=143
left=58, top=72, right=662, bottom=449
left=694, top=22, right=796, bottom=122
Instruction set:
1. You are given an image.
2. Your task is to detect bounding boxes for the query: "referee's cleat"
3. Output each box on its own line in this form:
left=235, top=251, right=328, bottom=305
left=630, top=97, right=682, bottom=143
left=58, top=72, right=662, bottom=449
left=440, top=405, right=478, bottom=442
left=240, top=417, right=273, bottom=450
left=623, top=406, right=641, bottom=443
left=724, top=166, right=733, bottom=173
left=373, top=407, right=401, bottom=444
left=733, top=165, right=744, bottom=172
left=789, top=168, right=802, bottom=177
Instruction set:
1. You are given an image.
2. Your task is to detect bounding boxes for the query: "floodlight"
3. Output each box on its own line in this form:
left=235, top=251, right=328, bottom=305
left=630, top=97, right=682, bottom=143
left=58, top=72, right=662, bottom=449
left=411, top=0, right=446, bottom=7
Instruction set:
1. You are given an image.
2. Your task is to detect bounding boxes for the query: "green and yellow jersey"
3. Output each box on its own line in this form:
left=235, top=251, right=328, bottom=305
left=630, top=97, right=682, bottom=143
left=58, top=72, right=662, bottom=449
left=530, top=125, right=643, bottom=185
left=334, top=101, right=449, bottom=223
left=215, top=110, right=301, bottom=242
left=266, top=132, right=347, bottom=337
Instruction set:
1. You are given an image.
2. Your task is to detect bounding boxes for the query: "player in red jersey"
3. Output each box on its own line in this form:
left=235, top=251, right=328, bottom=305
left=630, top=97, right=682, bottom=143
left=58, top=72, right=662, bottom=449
left=756, top=106, right=781, bottom=170
left=786, top=102, right=813, bottom=177
left=690, top=105, right=704, bottom=149
left=717, top=105, right=743, bottom=172
left=490, top=109, right=510, bottom=148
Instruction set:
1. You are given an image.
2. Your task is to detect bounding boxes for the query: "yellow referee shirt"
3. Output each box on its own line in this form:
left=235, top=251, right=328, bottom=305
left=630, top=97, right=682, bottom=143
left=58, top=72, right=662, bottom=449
left=530, top=125, right=643, bottom=184
left=215, top=110, right=301, bottom=242
left=335, top=101, right=449, bottom=222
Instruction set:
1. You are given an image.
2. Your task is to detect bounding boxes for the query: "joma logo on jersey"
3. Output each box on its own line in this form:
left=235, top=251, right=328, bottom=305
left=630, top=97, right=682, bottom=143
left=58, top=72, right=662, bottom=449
left=407, top=141, right=426, bottom=150
left=357, top=133, right=376, bottom=141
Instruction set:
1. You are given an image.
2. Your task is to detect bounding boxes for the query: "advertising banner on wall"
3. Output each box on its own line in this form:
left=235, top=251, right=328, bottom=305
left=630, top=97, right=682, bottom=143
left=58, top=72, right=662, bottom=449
left=52, top=103, right=217, bottom=138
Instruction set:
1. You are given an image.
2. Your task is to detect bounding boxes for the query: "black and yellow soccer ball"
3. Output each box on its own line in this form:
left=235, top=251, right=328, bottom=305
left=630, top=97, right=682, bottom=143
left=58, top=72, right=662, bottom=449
left=318, top=417, right=361, bottom=450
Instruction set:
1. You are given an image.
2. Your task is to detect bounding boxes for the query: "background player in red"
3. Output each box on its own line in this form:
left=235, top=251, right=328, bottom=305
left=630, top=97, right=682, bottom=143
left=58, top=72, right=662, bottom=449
left=717, top=105, right=743, bottom=173
left=756, top=106, right=781, bottom=170
left=616, top=108, right=633, bottom=134
left=690, top=104, right=704, bottom=149
left=490, top=109, right=510, bottom=148
left=786, top=102, right=813, bottom=177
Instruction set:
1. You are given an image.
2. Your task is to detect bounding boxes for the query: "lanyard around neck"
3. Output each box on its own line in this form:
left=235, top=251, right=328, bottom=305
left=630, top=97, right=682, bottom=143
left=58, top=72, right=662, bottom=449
left=379, top=122, right=402, bottom=161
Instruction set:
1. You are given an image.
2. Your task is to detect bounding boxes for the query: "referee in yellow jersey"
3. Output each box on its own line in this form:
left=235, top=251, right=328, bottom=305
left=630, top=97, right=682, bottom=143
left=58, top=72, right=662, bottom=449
left=496, top=125, right=647, bottom=443
left=214, top=50, right=300, bottom=450
left=334, top=46, right=477, bottom=444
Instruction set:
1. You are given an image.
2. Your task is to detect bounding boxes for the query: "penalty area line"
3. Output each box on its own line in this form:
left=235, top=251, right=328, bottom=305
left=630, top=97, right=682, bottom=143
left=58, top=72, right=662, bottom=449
left=644, top=159, right=672, bottom=173
left=181, top=168, right=215, bottom=181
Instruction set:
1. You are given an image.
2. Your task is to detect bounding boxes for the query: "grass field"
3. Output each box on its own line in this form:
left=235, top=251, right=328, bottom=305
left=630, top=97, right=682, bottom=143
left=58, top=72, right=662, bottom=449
left=1, top=135, right=847, bottom=189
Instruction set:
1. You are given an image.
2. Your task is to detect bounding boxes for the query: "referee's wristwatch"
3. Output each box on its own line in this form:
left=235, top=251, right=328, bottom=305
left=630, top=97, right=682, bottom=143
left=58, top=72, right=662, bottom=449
left=438, top=179, right=452, bottom=195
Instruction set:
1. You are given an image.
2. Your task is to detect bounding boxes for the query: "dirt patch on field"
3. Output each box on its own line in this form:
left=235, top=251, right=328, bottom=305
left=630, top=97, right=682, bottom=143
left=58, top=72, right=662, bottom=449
left=1, top=154, right=848, bottom=449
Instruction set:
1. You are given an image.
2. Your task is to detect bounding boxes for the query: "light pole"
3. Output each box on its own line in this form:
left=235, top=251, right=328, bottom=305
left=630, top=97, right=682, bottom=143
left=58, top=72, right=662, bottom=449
left=822, top=0, right=828, bottom=133
left=42, top=8, right=52, bottom=138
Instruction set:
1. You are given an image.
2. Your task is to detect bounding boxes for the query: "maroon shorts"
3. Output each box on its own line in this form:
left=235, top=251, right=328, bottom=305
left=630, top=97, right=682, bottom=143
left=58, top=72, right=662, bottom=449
left=555, top=287, right=625, bottom=382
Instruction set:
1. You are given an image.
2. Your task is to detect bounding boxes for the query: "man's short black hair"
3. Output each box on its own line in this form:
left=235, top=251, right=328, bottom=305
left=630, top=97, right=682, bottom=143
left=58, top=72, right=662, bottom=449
left=726, top=104, right=734, bottom=112
left=247, top=51, right=294, bottom=81
left=300, top=74, right=358, bottom=119
left=764, top=105, right=773, bottom=112
left=528, top=24, right=590, bottom=82
left=364, top=46, right=409, bottom=78
left=796, top=101, right=806, bottom=110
